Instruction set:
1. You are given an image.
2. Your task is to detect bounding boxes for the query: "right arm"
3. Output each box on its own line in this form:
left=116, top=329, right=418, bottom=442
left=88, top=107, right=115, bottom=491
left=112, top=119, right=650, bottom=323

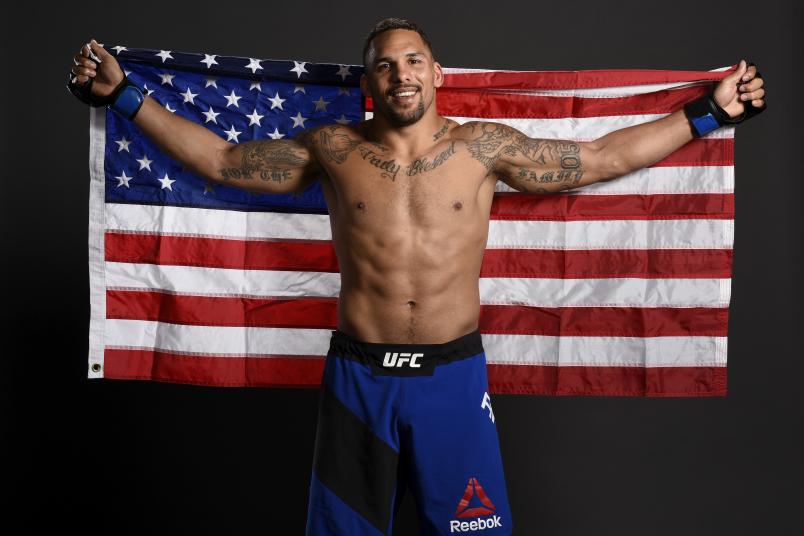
left=72, top=39, right=323, bottom=195
left=132, top=96, right=324, bottom=195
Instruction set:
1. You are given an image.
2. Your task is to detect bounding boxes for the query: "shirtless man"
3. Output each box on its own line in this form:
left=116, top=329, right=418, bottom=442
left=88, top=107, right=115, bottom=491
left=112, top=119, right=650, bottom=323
left=69, top=17, right=765, bottom=536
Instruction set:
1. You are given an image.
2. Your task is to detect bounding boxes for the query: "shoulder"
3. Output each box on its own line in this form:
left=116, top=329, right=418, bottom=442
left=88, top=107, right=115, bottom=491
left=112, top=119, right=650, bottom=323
left=452, top=120, right=524, bottom=142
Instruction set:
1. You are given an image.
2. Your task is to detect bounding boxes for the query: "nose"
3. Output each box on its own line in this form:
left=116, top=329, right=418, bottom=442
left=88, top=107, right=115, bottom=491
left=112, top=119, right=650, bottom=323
left=391, top=61, right=413, bottom=83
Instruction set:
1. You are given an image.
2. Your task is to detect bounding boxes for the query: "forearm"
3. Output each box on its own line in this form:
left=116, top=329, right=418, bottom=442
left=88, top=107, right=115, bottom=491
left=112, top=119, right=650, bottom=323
left=131, top=95, right=229, bottom=180
left=597, top=109, right=695, bottom=176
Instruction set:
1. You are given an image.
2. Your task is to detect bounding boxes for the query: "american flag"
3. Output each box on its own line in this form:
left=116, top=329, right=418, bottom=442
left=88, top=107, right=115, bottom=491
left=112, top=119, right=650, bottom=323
left=87, top=44, right=736, bottom=396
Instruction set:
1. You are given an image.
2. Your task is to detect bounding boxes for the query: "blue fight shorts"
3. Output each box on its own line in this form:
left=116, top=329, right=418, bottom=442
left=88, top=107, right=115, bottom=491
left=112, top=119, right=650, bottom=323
left=305, top=328, right=513, bottom=535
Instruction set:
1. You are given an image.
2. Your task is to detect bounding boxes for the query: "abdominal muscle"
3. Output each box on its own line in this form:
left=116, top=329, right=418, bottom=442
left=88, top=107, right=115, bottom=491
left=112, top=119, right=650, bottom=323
left=328, top=191, right=491, bottom=344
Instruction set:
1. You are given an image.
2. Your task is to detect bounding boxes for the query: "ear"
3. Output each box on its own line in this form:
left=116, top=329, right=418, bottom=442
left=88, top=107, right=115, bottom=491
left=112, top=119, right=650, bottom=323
left=433, top=61, right=444, bottom=89
left=359, top=73, right=370, bottom=98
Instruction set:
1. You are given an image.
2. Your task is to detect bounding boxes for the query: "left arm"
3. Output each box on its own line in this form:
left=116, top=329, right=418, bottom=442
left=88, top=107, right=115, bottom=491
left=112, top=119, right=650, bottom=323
left=493, top=59, right=765, bottom=194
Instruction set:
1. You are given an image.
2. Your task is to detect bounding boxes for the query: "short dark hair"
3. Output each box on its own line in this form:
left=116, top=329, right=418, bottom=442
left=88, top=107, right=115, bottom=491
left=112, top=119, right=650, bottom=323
left=362, top=17, right=436, bottom=66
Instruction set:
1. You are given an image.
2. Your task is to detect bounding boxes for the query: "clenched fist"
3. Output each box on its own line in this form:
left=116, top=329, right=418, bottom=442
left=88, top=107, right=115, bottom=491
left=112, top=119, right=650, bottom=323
left=69, top=39, right=124, bottom=102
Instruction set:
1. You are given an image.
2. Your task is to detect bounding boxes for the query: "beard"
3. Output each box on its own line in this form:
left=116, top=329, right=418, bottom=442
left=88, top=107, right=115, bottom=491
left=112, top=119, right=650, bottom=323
left=377, top=90, right=428, bottom=127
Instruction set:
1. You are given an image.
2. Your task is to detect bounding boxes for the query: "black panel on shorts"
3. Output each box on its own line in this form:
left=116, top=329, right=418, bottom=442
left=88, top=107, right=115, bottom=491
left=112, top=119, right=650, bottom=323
left=311, top=382, right=399, bottom=533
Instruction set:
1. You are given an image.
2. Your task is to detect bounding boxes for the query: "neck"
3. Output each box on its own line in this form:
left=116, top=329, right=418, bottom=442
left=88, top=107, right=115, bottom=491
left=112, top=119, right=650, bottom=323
left=366, top=106, right=444, bottom=156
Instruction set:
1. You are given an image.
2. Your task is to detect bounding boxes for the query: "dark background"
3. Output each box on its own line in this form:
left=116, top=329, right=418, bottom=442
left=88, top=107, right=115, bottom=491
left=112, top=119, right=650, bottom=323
left=2, top=0, right=801, bottom=534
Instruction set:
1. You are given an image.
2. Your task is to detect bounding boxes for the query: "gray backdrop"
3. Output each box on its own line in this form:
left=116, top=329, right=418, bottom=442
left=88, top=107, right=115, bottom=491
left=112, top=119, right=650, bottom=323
left=2, top=0, right=801, bottom=534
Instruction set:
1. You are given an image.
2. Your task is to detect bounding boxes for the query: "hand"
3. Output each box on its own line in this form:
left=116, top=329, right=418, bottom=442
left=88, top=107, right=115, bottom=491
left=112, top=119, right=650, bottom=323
left=713, top=59, right=766, bottom=118
left=70, top=38, right=124, bottom=99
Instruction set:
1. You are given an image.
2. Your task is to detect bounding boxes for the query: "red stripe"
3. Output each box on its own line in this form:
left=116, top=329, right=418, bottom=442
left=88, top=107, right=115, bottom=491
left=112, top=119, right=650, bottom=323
left=106, top=290, right=728, bottom=337
left=106, top=233, right=732, bottom=279
left=101, top=348, right=725, bottom=396
left=487, top=363, right=727, bottom=396
left=491, top=193, right=734, bottom=220
left=440, top=66, right=734, bottom=90
left=368, top=84, right=720, bottom=118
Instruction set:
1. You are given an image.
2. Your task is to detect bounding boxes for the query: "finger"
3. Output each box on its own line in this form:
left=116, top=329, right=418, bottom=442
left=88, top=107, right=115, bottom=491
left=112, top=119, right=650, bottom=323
left=740, top=88, right=765, bottom=101
left=88, top=39, right=107, bottom=61
left=752, top=99, right=764, bottom=108
left=71, top=64, right=97, bottom=78
left=73, top=54, right=98, bottom=69
left=727, top=59, right=748, bottom=84
left=740, top=78, right=763, bottom=92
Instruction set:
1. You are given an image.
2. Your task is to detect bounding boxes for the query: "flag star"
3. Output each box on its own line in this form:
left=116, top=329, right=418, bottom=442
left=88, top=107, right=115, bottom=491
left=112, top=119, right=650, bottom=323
left=245, top=58, right=263, bottom=74
left=181, top=86, right=198, bottom=104
left=165, top=102, right=176, bottom=113
left=224, top=90, right=243, bottom=108
left=203, top=106, right=220, bottom=124
left=268, top=92, right=285, bottom=110
left=335, top=114, right=351, bottom=125
left=293, top=85, right=306, bottom=94
left=136, top=155, right=153, bottom=171
left=338, top=86, right=351, bottom=96
left=159, top=73, right=175, bottom=86
left=246, top=108, right=265, bottom=126
left=203, top=181, right=216, bottom=195
left=291, top=112, right=308, bottom=129
left=158, top=173, right=176, bottom=190
left=313, top=95, right=330, bottom=112
left=249, top=81, right=263, bottom=92
left=115, top=137, right=132, bottom=152
left=155, top=50, right=174, bottom=63
left=115, top=171, right=133, bottom=187
left=111, top=45, right=127, bottom=55
left=335, top=64, right=352, bottom=80
left=204, top=77, right=218, bottom=88
left=224, top=124, right=242, bottom=142
left=267, top=127, right=285, bottom=139
left=143, top=84, right=155, bottom=96
left=201, top=54, right=219, bottom=68
left=290, top=61, right=308, bottom=78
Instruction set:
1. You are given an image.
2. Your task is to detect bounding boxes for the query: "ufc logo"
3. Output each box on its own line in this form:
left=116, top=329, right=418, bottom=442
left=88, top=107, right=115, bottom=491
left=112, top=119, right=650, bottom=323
left=383, top=352, right=423, bottom=368
left=481, top=392, right=495, bottom=423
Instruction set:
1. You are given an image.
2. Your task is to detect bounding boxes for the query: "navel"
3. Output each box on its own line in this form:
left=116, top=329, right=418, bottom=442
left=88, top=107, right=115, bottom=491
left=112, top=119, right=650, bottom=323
left=406, top=300, right=417, bottom=308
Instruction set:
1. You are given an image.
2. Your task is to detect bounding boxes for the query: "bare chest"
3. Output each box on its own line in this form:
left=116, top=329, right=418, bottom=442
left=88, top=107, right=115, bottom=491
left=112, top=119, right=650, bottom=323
left=318, top=140, right=492, bottom=223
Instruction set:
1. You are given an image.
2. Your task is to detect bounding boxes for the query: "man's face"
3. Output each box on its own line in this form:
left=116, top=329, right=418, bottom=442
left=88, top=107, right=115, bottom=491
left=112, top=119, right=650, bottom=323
left=361, top=29, right=443, bottom=127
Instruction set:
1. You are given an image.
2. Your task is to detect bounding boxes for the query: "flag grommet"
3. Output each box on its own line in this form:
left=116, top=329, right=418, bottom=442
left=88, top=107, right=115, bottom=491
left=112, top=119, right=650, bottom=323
left=91, top=363, right=102, bottom=373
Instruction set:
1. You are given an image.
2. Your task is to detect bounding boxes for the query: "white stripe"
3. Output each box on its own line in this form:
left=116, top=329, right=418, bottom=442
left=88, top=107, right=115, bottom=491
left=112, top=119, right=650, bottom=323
left=495, top=165, right=734, bottom=195
left=481, top=333, right=727, bottom=367
left=104, top=320, right=726, bottom=367
left=88, top=107, right=107, bottom=379
left=105, top=262, right=730, bottom=307
left=105, top=204, right=732, bottom=249
left=364, top=111, right=735, bottom=140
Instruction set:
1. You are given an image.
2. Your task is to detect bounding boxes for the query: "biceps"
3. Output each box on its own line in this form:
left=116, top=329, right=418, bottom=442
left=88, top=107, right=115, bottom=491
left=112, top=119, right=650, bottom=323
left=217, top=139, right=321, bottom=194
left=497, top=139, right=604, bottom=193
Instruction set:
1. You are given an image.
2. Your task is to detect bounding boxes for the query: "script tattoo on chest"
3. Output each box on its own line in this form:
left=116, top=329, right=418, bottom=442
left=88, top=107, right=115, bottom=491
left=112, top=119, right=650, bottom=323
left=357, top=146, right=403, bottom=181
left=406, top=141, right=456, bottom=176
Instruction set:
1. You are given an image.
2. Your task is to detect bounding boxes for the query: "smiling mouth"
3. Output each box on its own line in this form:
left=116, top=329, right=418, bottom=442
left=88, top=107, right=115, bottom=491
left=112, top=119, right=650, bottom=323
left=388, top=87, right=419, bottom=104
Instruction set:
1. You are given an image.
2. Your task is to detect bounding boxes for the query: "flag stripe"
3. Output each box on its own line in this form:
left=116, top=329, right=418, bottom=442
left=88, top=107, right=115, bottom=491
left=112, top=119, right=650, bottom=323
left=106, top=233, right=732, bottom=278
left=107, top=290, right=728, bottom=336
left=104, top=204, right=734, bottom=249
left=103, top=319, right=726, bottom=367
left=101, top=348, right=726, bottom=396
left=104, top=261, right=731, bottom=307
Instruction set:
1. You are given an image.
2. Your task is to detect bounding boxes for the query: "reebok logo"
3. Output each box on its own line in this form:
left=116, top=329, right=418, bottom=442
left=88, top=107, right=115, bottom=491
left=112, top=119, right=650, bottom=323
left=382, top=352, right=423, bottom=368
left=449, top=477, right=502, bottom=532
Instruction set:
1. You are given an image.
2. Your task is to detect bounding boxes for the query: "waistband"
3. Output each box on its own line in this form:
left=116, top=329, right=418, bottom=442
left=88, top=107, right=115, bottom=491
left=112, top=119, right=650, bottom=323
left=327, top=328, right=484, bottom=376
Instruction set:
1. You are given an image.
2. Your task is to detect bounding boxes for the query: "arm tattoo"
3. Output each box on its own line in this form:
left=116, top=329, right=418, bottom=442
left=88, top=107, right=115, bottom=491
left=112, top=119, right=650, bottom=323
left=218, top=140, right=309, bottom=184
left=317, top=126, right=361, bottom=164
left=464, top=123, right=515, bottom=171
left=509, top=138, right=585, bottom=187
